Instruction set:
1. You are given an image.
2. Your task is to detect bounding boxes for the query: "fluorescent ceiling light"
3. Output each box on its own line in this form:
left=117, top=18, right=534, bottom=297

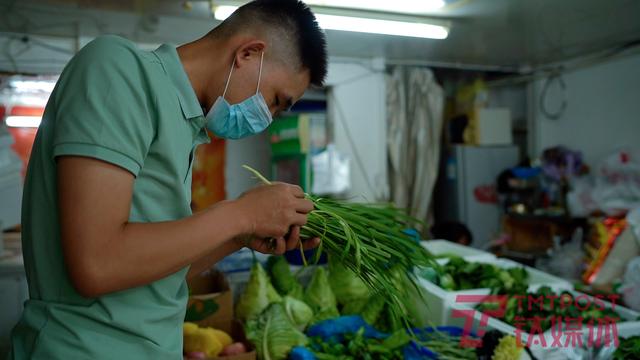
left=315, top=14, right=447, bottom=39
left=10, top=80, right=55, bottom=93
left=213, top=6, right=448, bottom=39
left=304, top=0, right=445, bottom=14
left=5, top=116, right=42, bottom=128
left=214, top=6, right=237, bottom=21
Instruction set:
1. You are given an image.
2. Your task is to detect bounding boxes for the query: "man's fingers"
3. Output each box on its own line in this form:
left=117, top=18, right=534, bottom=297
left=274, top=237, right=286, bottom=255
left=295, top=198, right=314, bottom=214
left=288, top=184, right=305, bottom=198
left=302, top=237, right=321, bottom=250
left=286, top=226, right=301, bottom=251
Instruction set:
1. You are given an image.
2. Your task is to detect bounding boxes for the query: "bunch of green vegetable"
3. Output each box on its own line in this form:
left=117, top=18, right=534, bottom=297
left=243, top=165, right=437, bottom=329
left=477, top=286, right=622, bottom=332
left=432, top=256, right=529, bottom=295
left=613, top=335, right=640, bottom=359
left=309, top=327, right=409, bottom=360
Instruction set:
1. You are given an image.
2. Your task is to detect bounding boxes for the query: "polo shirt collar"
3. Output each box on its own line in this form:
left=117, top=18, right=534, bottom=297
left=153, top=44, right=204, bottom=121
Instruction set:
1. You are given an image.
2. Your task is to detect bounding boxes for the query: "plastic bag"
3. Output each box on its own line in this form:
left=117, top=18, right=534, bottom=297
left=311, top=144, right=350, bottom=196
left=620, top=256, right=640, bottom=311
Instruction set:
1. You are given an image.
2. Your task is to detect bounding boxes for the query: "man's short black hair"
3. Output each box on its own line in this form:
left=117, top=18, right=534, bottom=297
left=216, top=0, right=328, bottom=87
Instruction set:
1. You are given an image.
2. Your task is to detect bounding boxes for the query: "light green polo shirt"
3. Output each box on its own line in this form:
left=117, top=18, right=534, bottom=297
left=10, top=35, right=210, bottom=359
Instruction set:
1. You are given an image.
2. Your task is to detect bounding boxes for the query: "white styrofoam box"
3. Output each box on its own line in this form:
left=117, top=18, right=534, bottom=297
left=446, top=284, right=639, bottom=359
left=477, top=108, right=512, bottom=145
left=417, top=276, right=491, bottom=327
left=421, top=240, right=496, bottom=262
left=416, top=257, right=571, bottom=327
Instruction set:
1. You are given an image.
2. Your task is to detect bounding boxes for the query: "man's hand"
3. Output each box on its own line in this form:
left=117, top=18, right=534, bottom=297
left=232, top=183, right=318, bottom=255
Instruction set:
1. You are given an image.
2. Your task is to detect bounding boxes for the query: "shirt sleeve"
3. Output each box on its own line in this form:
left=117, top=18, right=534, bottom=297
left=51, top=36, right=155, bottom=177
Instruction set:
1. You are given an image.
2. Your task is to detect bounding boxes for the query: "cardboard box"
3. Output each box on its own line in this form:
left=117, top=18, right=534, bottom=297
left=186, top=271, right=233, bottom=326
left=185, top=271, right=255, bottom=360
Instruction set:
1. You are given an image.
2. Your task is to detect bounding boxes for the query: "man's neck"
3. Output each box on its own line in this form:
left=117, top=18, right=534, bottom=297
left=177, top=36, right=230, bottom=113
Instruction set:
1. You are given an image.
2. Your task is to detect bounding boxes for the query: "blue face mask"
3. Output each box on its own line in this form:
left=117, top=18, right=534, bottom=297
left=205, top=52, right=273, bottom=140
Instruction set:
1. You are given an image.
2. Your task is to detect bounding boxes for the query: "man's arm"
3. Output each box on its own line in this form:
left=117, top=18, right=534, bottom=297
left=58, top=156, right=313, bottom=297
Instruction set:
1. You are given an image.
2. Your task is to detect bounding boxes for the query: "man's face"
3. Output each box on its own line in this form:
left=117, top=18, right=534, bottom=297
left=224, top=57, right=310, bottom=118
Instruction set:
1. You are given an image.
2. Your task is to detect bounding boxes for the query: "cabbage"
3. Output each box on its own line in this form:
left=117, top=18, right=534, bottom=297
left=283, top=296, right=313, bottom=330
left=304, top=267, right=337, bottom=312
left=245, top=303, right=308, bottom=360
left=266, top=256, right=304, bottom=299
left=236, top=262, right=282, bottom=321
left=361, top=295, right=386, bottom=326
left=311, top=306, right=340, bottom=325
left=328, top=256, right=369, bottom=305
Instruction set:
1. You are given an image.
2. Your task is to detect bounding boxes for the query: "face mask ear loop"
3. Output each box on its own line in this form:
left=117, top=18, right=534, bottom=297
left=222, top=57, right=235, bottom=99
left=256, top=51, right=264, bottom=95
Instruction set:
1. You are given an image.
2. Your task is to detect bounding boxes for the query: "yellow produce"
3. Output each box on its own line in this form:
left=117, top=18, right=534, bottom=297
left=182, top=323, right=234, bottom=358
left=183, top=322, right=199, bottom=336
left=210, top=329, right=233, bottom=348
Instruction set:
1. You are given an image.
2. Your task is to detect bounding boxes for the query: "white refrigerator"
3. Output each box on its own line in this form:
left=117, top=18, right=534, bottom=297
left=437, top=145, right=519, bottom=250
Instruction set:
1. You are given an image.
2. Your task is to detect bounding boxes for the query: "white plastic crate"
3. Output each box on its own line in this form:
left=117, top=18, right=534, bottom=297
left=421, top=240, right=496, bottom=262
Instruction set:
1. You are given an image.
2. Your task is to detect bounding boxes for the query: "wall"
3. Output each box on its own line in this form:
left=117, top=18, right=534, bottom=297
left=224, top=133, right=271, bottom=199
left=326, top=58, right=388, bottom=201
left=530, top=53, right=640, bottom=166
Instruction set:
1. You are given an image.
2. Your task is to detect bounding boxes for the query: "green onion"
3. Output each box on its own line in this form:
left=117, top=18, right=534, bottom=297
left=243, top=165, right=437, bottom=330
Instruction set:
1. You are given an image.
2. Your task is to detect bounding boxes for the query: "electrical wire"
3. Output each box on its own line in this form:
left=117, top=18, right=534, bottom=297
left=538, top=73, right=567, bottom=120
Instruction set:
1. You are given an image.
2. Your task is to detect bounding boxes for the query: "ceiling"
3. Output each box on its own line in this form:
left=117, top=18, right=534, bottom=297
left=1, top=0, right=639, bottom=71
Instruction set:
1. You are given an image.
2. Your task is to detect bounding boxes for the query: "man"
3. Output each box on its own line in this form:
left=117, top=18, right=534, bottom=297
left=10, top=0, right=327, bottom=358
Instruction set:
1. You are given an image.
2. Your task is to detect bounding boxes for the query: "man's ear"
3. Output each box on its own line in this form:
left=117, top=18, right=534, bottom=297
left=235, top=40, right=266, bottom=69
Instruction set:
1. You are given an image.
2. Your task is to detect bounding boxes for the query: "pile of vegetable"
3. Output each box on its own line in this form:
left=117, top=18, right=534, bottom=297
left=613, top=335, right=640, bottom=359
left=243, top=166, right=437, bottom=330
left=237, top=257, right=465, bottom=360
left=477, top=286, right=622, bottom=332
left=183, top=322, right=248, bottom=358
left=427, top=256, right=529, bottom=294
left=308, top=327, right=407, bottom=360
left=476, top=330, right=531, bottom=360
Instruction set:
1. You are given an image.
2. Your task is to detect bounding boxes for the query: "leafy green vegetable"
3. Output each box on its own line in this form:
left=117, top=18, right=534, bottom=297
left=341, top=297, right=369, bottom=316
left=328, top=256, right=369, bottom=305
left=243, top=165, right=437, bottom=330
left=236, top=262, right=282, bottom=321
left=613, top=335, right=640, bottom=359
left=427, top=257, right=529, bottom=295
left=311, top=306, right=341, bottom=325
left=267, top=256, right=304, bottom=299
left=361, top=295, right=386, bottom=326
left=310, top=327, right=405, bottom=360
left=282, top=296, right=313, bottom=330
left=245, top=303, right=308, bottom=360
left=304, top=267, right=338, bottom=312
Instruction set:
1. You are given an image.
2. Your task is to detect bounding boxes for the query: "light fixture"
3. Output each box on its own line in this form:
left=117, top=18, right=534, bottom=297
left=315, top=13, right=447, bottom=39
left=304, top=0, right=446, bottom=14
left=214, top=6, right=237, bottom=21
left=213, top=5, right=449, bottom=39
left=5, top=116, right=42, bottom=128
left=9, top=80, right=56, bottom=93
